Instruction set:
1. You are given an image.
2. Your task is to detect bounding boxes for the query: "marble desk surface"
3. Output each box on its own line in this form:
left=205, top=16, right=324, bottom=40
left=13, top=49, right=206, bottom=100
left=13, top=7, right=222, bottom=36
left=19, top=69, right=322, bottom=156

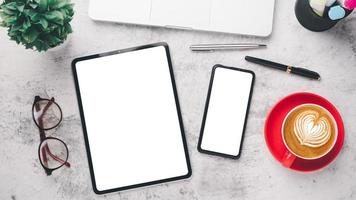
left=1, top=0, right=356, bottom=200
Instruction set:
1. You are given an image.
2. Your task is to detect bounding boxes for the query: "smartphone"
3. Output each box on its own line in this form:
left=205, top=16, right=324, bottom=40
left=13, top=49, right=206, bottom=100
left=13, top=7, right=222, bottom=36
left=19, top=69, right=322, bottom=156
left=198, top=65, right=255, bottom=159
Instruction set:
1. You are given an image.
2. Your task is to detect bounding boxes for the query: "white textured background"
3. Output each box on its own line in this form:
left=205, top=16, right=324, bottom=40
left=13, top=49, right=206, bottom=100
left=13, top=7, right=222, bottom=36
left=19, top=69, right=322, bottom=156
left=0, top=0, right=356, bottom=199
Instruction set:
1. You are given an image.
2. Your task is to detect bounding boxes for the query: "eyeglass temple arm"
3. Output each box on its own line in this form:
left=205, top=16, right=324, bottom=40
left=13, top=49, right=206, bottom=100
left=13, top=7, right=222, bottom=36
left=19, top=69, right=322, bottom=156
left=42, top=144, right=71, bottom=167
left=35, top=97, right=54, bottom=140
left=38, top=97, right=55, bottom=120
left=35, top=100, right=49, bottom=166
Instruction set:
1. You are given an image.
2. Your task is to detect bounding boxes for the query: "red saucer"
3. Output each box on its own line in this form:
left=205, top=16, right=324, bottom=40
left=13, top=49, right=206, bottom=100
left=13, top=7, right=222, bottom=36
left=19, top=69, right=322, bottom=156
left=264, top=92, right=344, bottom=172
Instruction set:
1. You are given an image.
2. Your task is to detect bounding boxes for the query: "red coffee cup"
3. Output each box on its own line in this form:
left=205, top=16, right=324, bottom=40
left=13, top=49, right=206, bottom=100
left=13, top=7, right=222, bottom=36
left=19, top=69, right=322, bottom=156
left=264, top=92, right=344, bottom=172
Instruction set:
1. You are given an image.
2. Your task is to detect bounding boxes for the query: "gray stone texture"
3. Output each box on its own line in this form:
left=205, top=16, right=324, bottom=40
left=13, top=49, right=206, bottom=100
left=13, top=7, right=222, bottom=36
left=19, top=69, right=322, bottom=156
left=0, top=0, right=356, bottom=199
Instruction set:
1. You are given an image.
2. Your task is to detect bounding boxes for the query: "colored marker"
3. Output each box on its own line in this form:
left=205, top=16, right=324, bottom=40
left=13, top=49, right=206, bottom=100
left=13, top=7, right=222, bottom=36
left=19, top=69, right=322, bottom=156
left=345, top=0, right=356, bottom=9
left=310, top=0, right=328, bottom=16
left=328, top=5, right=346, bottom=20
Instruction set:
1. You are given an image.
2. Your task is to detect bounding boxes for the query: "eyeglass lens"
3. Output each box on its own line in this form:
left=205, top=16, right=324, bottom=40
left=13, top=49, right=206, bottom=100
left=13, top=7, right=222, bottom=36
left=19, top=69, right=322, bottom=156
left=39, top=138, right=69, bottom=170
left=33, top=99, right=62, bottom=130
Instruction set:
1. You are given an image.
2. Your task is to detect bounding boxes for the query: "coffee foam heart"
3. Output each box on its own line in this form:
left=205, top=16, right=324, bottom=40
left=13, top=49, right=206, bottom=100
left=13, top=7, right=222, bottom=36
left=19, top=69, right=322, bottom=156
left=293, top=110, right=331, bottom=148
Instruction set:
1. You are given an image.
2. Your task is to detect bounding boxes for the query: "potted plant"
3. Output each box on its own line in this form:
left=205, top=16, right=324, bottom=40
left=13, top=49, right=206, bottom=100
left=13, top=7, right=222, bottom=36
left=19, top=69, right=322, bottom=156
left=0, top=0, right=74, bottom=52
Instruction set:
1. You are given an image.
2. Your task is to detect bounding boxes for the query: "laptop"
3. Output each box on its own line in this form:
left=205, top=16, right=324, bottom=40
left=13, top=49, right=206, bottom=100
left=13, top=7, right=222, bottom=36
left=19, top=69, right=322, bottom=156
left=89, top=0, right=276, bottom=37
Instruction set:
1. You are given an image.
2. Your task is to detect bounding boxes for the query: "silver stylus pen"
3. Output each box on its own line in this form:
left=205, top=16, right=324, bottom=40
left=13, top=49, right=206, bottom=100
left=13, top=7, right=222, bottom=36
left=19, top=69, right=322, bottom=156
left=190, top=43, right=267, bottom=51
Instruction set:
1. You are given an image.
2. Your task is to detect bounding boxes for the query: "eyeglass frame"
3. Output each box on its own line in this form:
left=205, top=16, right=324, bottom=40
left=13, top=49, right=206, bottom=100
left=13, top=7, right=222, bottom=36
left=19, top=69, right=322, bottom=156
left=32, top=96, right=70, bottom=175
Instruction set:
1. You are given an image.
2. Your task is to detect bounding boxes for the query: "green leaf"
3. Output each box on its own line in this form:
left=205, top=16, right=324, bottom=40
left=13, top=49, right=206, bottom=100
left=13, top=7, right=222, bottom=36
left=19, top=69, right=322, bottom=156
left=46, top=25, right=55, bottom=32
left=28, top=3, right=38, bottom=9
left=47, top=0, right=56, bottom=7
left=16, top=4, right=25, bottom=12
left=28, top=10, right=41, bottom=22
left=65, top=4, right=74, bottom=16
left=22, top=28, right=39, bottom=43
left=15, top=35, right=22, bottom=44
left=4, top=2, right=17, bottom=11
left=46, top=35, right=61, bottom=45
left=55, top=0, right=69, bottom=9
left=1, top=6, right=17, bottom=15
left=22, top=18, right=32, bottom=30
left=22, top=8, right=29, bottom=15
left=9, top=29, right=19, bottom=37
left=38, top=17, right=48, bottom=29
left=11, top=23, right=22, bottom=31
left=44, top=10, right=63, bottom=24
left=0, top=10, right=5, bottom=17
left=55, top=26, right=61, bottom=36
left=38, top=0, right=48, bottom=12
left=64, top=23, right=72, bottom=33
left=34, top=39, right=50, bottom=52
left=3, top=15, right=17, bottom=24
left=59, top=8, right=67, bottom=20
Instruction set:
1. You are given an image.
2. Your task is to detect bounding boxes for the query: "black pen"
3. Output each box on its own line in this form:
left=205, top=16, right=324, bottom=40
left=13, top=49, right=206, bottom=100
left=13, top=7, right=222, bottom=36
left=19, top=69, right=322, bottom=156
left=245, top=56, right=321, bottom=80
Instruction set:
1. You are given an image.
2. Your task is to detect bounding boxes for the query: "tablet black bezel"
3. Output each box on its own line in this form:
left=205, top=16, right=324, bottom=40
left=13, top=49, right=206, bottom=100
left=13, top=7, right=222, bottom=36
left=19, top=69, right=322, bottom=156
left=72, top=42, right=192, bottom=194
left=197, top=64, right=255, bottom=159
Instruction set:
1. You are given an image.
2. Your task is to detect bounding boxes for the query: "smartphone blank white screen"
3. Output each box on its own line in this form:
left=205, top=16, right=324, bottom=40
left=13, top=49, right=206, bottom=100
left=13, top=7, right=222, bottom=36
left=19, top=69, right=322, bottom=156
left=199, top=66, right=254, bottom=158
left=74, top=45, right=190, bottom=193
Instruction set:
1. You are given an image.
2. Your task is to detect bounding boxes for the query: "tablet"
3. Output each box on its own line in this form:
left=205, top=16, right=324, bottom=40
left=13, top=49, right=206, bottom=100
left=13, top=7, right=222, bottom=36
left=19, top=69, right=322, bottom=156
left=72, top=43, right=191, bottom=194
left=198, top=65, right=255, bottom=159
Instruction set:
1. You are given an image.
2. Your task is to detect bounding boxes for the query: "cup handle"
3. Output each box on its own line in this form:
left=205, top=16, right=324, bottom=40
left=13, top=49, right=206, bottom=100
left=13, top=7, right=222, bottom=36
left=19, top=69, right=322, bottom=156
left=281, top=151, right=297, bottom=168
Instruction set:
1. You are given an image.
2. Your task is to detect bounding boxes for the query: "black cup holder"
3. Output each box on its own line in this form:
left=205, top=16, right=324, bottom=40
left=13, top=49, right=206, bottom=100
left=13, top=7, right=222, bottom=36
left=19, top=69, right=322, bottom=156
left=295, top=0, right=353, bottom=32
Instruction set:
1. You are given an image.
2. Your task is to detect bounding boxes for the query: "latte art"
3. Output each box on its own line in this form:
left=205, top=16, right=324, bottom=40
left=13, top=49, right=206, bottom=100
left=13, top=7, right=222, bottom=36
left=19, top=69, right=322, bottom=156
left=283, top=104, right=337, bottom=159
left=294, top=110, right=331, bottom=148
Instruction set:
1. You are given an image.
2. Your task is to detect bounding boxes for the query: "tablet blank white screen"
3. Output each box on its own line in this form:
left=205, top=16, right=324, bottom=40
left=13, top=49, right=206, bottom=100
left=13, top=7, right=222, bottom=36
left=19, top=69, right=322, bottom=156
left=75, top=46, right=189, bottom=192
left=201, top=67, right=253, bottom=156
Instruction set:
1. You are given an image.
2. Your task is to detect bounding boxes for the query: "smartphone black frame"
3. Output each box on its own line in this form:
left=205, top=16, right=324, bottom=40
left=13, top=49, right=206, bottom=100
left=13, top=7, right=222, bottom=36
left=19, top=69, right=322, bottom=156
left=197, top=64, right=255, bottom=159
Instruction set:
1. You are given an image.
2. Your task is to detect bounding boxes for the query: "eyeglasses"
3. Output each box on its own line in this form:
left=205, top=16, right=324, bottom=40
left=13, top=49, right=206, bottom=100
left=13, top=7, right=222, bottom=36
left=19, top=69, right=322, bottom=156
left=32, top=96, right=71, bottom=175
